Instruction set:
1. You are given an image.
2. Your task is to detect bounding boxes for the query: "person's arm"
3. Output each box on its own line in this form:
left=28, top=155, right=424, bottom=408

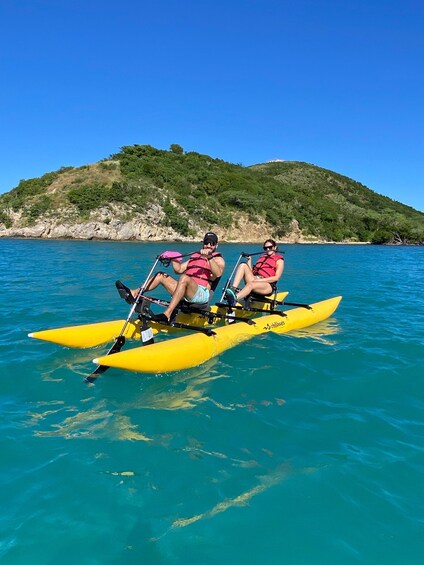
left=208, top=255, right=225, bottom=279
left=172, top=259, right=189, bottom=274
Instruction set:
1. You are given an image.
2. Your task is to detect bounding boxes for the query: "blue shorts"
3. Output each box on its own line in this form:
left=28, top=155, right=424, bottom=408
left=186, top=285, right=210, bottom=305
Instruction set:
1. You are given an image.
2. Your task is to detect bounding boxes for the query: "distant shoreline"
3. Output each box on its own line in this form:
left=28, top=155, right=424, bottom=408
left=0, top=235, right=384, bottom=245
left=2, top=234, right=422, bottom=246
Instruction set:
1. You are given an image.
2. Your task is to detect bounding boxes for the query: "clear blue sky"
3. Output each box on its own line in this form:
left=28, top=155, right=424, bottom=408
left=1, top=0, right=423, bottom=211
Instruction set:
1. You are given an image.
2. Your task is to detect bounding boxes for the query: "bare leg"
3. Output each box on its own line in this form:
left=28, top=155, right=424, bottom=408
left=132, top=272, right=177, bottom=298
left=237, top=281, right=273, bottom=300
left=162, top=274, right=199, bottom=319
left=233, top=263, right=255, bottom=288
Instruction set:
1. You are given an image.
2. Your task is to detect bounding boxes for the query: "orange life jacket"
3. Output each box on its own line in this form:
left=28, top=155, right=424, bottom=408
left=185, top=252, right=222, bottom=287
left=252, top=253, right=283, bottom=278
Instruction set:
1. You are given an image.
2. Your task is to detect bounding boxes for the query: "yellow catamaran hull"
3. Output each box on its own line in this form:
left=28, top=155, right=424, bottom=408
left=28, top=292, right=289, bottom=348
left=93, top=296, right=342, bottom=374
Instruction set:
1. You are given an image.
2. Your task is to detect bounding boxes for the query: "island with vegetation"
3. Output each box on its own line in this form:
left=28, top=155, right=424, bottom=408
left=0, top=144, right=423, bottom=244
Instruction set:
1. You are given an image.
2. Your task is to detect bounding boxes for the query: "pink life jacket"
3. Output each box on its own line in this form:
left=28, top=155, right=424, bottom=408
left=185, top=252, right=222, bottom=287
left=252, top=253, right=283, bottom=278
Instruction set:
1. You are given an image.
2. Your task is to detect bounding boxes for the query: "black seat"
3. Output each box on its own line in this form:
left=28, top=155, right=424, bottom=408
left=244, top=283, right=278, bottom=309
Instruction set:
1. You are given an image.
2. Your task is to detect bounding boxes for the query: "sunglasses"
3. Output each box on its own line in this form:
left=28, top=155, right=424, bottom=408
left=263, top=245, right=274, bottom=250
left=203, top=241, right=216, bottom=246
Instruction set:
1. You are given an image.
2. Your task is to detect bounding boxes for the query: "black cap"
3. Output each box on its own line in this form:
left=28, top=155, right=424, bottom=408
left=203, top=232, right=218, bottom=245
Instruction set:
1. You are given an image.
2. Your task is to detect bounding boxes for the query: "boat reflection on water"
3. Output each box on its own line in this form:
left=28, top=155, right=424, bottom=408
left=283, top=317, right=341, bottom=345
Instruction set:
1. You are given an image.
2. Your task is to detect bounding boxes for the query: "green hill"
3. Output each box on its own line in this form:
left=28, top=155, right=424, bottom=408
left=0, top=143, right=423, bottom=244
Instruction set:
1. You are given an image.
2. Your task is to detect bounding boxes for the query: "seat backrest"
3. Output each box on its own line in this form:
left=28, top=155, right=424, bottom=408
left=208, top=275, right=221, bottom=302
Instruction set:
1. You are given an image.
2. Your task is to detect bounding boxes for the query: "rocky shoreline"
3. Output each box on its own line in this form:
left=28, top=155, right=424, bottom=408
left=0, top=206, right=371, bottom=244
left=0, top=221, right=368, bottom=244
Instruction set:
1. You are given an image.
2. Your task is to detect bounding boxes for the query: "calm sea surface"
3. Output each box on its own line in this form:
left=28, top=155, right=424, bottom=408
left=1, top=239, right=423, bottom=564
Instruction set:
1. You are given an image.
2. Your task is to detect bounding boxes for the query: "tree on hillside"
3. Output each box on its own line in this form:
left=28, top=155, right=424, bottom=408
left=170, top=144, right=184, bottom=155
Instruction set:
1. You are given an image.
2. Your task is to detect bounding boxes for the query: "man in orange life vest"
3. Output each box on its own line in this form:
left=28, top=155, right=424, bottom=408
left=225, top=239, right=284, bottom=307
left=117, top=232, right=225, bottom=324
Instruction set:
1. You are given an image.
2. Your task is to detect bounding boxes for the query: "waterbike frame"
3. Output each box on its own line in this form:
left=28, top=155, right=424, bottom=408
left=86, top=249, right=296, bottom=382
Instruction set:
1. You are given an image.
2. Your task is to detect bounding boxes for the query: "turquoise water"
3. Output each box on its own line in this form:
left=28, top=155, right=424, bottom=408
left=1, top=239, right=423, bottom=564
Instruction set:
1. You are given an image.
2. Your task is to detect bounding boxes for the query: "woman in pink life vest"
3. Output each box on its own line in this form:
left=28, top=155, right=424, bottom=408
left=116, top=232, right=225, bottom=323
left=225, top=239, right=284, bottom=306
